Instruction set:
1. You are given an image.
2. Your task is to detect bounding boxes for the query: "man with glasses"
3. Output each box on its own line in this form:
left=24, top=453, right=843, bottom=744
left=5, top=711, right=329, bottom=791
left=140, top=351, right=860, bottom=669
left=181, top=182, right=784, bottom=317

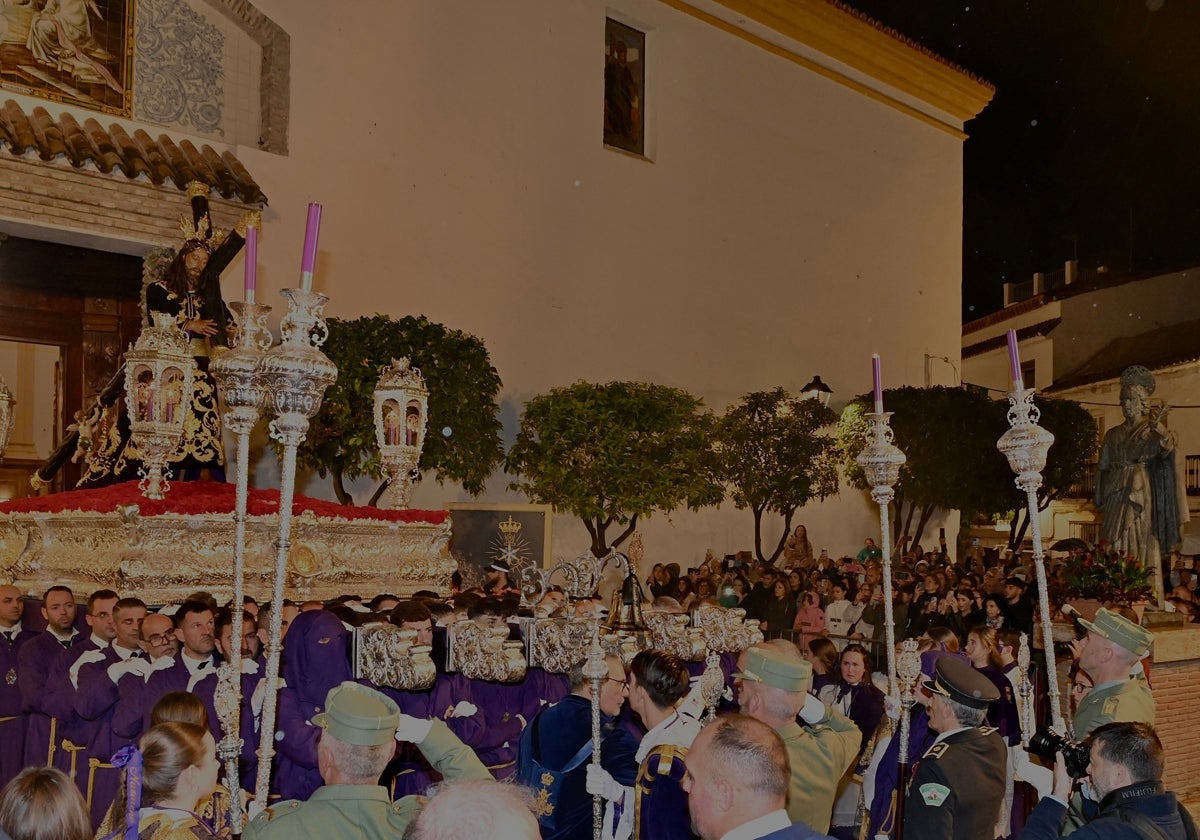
left=516, top=654, right=639, bottom=840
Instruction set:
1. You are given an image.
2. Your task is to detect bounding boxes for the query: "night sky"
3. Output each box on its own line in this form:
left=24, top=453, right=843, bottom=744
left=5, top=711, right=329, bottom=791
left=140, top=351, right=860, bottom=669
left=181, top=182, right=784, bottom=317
left=839, top=0, right=1200, bottom=321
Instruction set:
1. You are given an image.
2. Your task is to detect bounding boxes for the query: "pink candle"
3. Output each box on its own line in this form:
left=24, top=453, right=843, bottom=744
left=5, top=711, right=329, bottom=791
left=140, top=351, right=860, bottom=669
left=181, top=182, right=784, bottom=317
left=1006, top=329, right=1024, bottom=389
left=299, top=203, right=322, bottom=291
left=244, top=225, right=257, bottom=304
left=871, top=354, right=883, bottom=414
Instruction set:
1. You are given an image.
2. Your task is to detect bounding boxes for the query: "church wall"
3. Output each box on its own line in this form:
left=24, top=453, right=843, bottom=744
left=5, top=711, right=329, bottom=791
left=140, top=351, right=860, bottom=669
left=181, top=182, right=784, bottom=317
left=1, top=0, right=970, bottom=567
left=232, top=0, right=967, bottom=565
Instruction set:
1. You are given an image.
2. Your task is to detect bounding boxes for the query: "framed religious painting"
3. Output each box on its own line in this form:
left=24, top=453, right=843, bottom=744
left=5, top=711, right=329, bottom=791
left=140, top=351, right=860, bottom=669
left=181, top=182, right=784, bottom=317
left=604, top=17, right=645, bottom=155
left=0, top=0, right=133, bottom=115
left=447, top=503, right=553, bottom=588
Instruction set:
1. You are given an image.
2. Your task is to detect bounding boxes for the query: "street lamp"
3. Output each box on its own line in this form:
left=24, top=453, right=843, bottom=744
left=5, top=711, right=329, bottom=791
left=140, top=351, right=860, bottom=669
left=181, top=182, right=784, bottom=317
left=800, top=374, right=832, bottom=407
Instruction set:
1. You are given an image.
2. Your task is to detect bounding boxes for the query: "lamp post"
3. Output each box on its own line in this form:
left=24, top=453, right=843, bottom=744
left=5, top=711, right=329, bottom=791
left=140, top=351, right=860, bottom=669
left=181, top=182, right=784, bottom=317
left=800, top=374, right=833, bottom=407
left=373, top=357, right=429, bottom=509
left=123, top=313, right=196, bottom=499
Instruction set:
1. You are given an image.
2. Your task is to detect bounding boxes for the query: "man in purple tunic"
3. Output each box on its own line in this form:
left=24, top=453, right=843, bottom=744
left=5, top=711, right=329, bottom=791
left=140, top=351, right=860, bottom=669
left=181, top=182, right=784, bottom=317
left=0, top=584, right=37, bottom=788
left=19, top=586, right=82, bottom=768
left=73, top=596, right=149, bottom=823
left=41, top=588, right=118, bottom=798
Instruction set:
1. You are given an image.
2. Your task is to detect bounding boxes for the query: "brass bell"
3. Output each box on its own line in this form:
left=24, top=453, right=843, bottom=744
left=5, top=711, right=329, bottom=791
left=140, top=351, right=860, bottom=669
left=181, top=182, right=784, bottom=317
left=605, top=558, right=649, bottom=633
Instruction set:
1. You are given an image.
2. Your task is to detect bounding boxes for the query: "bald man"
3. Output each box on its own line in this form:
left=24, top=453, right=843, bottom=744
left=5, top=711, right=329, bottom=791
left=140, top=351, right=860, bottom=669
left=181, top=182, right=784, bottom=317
left=0, top=584, right=35, bottom=786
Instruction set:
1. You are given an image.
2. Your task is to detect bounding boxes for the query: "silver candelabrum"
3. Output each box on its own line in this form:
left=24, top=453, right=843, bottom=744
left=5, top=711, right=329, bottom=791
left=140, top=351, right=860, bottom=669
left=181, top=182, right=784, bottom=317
left=252, top=287, right=338, bottom=803
left=996, top=387, right=1063, bottom=730
left=855, top=410, right=907, bottom=695
left=209, top=300, right=272, bottom=832
left=0, top=372, right=14, bottom=463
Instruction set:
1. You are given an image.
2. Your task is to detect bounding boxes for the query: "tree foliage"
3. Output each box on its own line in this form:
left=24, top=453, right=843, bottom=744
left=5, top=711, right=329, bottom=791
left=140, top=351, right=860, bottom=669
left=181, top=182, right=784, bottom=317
left=1003, top=396, right=1099, bottom=549
left=712, top=388, right=839, bottom=565
left=505, top=381, right=723, bottom=555
left=296, top=314, right=504, bottom=503
left=838, top=386, right=1011, bottom=550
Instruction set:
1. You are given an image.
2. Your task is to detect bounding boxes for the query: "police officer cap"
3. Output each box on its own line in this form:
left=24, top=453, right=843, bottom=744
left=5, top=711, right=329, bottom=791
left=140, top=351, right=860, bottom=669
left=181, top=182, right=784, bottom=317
left=733, top=645, right=812, bottom=693
left=313, top=681, right=401, bottom=746
left=922, top=656, right=999, bottom=710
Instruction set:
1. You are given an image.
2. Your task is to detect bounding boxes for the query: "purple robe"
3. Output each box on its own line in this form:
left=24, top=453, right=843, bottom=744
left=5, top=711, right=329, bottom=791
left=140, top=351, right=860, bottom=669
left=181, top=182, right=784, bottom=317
left=19, top=631, right=82, bottom=767
left=274, top=611, right=352, bottom=801
left=0, top=627, right=36, bottom=788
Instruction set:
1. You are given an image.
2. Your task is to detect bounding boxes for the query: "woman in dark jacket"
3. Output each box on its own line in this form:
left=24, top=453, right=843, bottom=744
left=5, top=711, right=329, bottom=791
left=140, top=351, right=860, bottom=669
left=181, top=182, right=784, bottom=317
left=761, top=579, right=797, bottom=640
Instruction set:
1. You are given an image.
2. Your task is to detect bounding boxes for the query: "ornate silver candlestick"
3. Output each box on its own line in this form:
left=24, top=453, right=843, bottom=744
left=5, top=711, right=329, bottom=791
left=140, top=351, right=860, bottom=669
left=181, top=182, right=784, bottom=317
left=996, top=387, right=1063, bottom=729
left=583, top=629, right=610, bottom=840
left=252, top=287, right=338, bottom=802
left=209, top=300, right=272, bottom=829
left=1017, top=632, right=1033, bottom=747
left=123, top=313, right=196, bottom=499
left=855, top=410, right=906, bottom=694
left=0, top=373, right=14, bottom=462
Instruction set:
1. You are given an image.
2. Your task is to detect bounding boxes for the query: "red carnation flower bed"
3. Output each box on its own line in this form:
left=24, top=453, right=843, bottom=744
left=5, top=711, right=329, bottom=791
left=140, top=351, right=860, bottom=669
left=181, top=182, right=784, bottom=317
left=0, top=481, right=448, bottom=525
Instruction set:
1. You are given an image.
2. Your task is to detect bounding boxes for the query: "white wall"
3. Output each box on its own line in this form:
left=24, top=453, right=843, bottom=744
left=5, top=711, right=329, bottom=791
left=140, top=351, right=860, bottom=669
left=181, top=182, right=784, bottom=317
left=220, top=0, right=969, bottom=567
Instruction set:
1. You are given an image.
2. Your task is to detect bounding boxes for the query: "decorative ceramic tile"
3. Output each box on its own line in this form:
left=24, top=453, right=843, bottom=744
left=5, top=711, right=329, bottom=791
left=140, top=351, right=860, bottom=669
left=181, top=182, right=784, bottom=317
left=134, top=0, right=224, bottom=135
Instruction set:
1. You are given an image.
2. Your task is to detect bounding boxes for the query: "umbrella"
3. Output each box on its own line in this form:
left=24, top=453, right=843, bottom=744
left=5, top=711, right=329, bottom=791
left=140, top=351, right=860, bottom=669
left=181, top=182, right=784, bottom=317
left=1049, top=537, right=1091, bottom=552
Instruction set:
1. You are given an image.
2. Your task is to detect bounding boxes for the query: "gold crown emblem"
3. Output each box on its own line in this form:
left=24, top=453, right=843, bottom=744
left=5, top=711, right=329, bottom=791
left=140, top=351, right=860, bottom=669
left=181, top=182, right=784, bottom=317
left=498, top=516, right=522, bottom=536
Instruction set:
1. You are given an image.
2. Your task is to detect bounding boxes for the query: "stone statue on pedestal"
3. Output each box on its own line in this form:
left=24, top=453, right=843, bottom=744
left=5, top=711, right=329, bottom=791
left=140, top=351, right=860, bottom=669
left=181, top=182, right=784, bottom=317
left=1095, top=366, right=1188, bottom=592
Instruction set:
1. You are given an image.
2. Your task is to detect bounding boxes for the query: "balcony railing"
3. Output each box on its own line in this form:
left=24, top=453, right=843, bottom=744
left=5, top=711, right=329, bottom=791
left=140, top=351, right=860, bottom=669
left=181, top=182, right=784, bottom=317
left=1067, top=455, right=1200, bottom=499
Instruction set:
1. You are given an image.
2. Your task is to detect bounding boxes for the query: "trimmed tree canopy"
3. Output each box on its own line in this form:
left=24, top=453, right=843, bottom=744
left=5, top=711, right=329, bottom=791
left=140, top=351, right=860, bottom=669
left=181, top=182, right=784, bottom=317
left=297, top=314, right=504, bottom=503
left=506, top=381, right=723, bottom=556
left=713, top=388, right=839, bottom=564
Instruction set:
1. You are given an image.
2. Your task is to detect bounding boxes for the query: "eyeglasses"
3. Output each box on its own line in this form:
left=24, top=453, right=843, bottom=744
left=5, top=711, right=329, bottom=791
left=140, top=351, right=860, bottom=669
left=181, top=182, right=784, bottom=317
left=606, top=677, right=629, bottom=690
left=145, top=632, right=174, bottom=646
left=1071, top=682, right=1093, bottom=693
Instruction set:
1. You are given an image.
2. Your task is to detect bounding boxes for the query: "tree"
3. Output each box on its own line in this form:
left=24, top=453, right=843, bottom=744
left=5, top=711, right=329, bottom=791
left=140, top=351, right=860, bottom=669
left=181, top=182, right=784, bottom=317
left=712, top=388, right=839, bottom=565
left=837, top=386, right=1012, bottom=551
left=296, top=314, right=505, bottom=504
left=506, top=381, right=723, bottom=556
left=1001, top=396, right=1099, bottom=549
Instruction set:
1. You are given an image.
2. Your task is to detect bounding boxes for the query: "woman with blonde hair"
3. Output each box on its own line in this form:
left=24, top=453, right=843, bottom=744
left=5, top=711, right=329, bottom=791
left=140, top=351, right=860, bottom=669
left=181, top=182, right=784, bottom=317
left=0, top=766, right=91, bottom=840
left=100, top=722, right=221, bottom=840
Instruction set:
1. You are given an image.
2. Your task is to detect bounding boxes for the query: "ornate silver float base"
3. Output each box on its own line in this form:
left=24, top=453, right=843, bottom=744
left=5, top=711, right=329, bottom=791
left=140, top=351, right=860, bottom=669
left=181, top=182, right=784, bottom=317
left=0, top=509, right=454, bottom=603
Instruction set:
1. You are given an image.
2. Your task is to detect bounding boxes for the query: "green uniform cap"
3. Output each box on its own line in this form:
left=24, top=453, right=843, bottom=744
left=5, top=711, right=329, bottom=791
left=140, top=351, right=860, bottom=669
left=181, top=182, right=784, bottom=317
left=313, top=681, right=401, bottom=746
left=1078, top=607, right=1154, bottom=657
left=733, top=646, right=812, bottom=693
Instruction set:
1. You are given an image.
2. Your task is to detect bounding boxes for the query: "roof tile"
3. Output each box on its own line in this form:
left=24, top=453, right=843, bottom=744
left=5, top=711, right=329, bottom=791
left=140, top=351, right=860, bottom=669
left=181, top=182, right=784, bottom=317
left=0, top=100, right=266, bottom=205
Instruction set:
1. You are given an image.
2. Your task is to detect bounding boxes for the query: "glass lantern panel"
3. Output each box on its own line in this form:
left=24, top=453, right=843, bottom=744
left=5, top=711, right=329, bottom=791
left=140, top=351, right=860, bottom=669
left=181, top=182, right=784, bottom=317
left=133, top=365, right=156, bottom=422
left=405, top=400, right=422, bottom=447
left=162, top=368, right=185, bottom=425
left=382, top=399, right=403, bottom=446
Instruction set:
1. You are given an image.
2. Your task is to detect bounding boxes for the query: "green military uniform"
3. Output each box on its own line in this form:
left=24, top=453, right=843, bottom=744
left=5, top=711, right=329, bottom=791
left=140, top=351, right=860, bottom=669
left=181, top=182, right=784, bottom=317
left=244, top=684, right=491, bottom=840
left=1072, top=609, right=1156, bottom=739
left=777, top=707, right=862, bottom=833
left=732, top=644, right=861, bottom=834
left=1071, top=677, right=1155, bottom=738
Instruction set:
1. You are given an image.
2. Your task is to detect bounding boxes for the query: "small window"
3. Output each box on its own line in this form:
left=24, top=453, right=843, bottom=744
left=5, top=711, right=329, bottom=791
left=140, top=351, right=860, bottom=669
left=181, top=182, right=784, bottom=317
left=1020, top=360, right=1036, bottom=389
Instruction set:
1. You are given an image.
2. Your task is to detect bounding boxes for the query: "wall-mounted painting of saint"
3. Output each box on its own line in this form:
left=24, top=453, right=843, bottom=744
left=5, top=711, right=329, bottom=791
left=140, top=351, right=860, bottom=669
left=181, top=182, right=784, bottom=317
left=604, top=17, right=645, bottom=156
left=0, top=0, right=132, bottom=115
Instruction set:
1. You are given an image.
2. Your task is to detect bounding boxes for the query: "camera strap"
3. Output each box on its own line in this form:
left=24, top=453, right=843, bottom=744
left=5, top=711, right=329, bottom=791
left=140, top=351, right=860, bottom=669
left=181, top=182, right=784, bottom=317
left=1111, top=804, right=1198, bottom=840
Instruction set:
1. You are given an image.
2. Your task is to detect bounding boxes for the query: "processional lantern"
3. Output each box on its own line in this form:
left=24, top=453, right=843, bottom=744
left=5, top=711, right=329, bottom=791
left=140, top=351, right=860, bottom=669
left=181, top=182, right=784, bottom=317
left=0, top=373, right=13, bottom=462
left=373, top=357, right=429, bottom=509
left=123, top=313, right=196, bottom=499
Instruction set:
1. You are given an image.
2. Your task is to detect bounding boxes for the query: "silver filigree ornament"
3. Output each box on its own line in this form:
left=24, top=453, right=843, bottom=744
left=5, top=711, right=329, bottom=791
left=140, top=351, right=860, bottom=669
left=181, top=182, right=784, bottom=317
left=997, top=386, right=1063, bottom=729
left=373, top=358, right=429, bottom=510
left=123, top=312, right=197, bottom=500
left=0, top=372, right=14, bottom=463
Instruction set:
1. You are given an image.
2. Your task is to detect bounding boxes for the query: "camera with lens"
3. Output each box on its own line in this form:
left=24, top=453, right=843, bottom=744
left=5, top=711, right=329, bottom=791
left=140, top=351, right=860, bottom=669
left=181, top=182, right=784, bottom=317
left=1053, top=640, right=1076, bottom=658
left=1028, top=728, right=1091, bottom=778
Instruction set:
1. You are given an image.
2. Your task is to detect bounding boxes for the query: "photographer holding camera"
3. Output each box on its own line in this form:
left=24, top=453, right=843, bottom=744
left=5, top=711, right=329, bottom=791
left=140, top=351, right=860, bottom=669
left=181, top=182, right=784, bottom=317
left=1021, top=722, right=1196, bottom=840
